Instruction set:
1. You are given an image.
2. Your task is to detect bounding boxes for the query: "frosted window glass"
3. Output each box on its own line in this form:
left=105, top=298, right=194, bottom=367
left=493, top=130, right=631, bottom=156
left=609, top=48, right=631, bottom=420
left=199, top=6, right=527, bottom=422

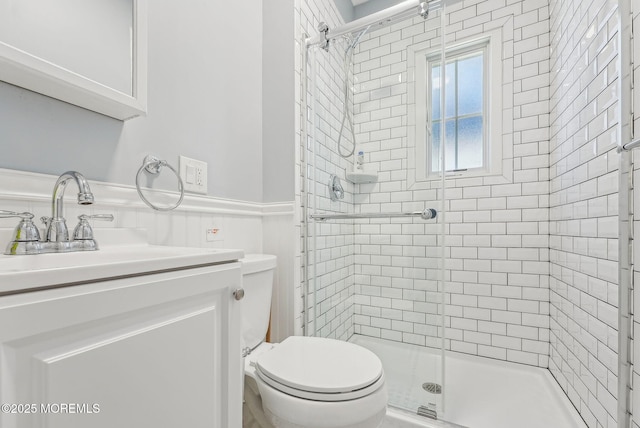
left=458, top=116, right=483, bottom=169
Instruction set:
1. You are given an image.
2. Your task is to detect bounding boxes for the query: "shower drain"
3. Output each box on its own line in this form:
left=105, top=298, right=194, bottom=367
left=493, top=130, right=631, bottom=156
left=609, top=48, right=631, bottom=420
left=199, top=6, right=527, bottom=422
left=422, top=382, right=442, bottom=394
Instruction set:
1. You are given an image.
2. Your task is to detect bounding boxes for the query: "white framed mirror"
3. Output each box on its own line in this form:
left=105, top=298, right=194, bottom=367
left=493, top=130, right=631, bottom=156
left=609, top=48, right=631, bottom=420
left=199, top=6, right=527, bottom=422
left=0, top=0, right=147, bottom=121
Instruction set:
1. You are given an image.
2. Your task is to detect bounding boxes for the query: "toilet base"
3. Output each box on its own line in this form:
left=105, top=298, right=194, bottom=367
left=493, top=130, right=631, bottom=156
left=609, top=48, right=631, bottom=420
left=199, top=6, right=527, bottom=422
left=263, top=407, right=386, bottom=428
left=243, top=376, right=275, bottom=428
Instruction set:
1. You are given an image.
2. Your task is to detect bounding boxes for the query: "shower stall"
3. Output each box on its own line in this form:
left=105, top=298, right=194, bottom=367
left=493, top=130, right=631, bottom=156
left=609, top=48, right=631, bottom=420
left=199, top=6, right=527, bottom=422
left=303, top=0, right=448, bottom=419
left=299, top=0, right=626, bottom=426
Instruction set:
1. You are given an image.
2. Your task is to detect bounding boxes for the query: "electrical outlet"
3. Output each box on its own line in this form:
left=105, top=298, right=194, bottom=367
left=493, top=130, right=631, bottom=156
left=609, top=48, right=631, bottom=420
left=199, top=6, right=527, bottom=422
left=179, top=156, right=208, bottom=194
left=206, top=226, right=223, bottom=242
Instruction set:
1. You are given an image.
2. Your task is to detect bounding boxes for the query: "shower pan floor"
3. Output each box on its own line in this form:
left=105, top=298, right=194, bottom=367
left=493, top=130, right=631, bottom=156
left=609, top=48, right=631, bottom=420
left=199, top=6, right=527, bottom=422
left=349, top=335, right=586, bottom=428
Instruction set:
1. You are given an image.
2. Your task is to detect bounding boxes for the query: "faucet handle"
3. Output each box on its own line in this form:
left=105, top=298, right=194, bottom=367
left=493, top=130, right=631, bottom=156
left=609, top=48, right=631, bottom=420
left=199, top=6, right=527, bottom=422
left=0, top=210, right=35, bottom=220
left=0, top=210, right=39, bottom=241
left=0, top=211, right=41, bottom=253
left=73, top=214, right=114, bottom=240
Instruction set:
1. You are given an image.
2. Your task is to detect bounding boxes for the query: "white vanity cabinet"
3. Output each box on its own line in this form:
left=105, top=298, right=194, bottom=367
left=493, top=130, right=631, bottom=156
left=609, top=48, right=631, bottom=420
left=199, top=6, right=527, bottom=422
left=0, top=262, right=243, bottom=428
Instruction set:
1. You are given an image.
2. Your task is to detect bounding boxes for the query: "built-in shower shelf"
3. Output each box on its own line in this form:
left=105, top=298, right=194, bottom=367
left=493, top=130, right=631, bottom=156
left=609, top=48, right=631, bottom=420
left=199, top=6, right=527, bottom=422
left=346, top=171, right=378, bottom=184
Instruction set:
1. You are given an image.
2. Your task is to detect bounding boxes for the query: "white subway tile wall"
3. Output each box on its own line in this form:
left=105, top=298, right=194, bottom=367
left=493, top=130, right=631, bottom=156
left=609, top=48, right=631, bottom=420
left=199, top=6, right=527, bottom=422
left=298, top=0, right=357, bottom=340
left=350, top=0, right=551, bottom=366
left=549, top=1, right=619, bottom=427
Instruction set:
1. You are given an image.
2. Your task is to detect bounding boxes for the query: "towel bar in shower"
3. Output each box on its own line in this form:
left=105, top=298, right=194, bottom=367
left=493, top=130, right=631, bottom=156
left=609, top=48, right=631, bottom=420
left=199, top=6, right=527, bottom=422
left=618, top=139, right=640, bottom=152
left=310, top=208, right=437, bottom=221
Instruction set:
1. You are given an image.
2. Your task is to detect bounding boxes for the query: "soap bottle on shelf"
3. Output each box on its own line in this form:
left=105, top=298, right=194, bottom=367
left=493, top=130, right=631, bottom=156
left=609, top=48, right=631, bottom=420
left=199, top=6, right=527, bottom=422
left=356, top=150, right=364, bottom=171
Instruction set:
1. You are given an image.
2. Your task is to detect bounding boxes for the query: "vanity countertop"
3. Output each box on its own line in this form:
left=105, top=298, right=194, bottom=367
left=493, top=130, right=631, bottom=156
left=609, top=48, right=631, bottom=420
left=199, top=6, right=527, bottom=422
left=0, top=228, right=243, bottom=295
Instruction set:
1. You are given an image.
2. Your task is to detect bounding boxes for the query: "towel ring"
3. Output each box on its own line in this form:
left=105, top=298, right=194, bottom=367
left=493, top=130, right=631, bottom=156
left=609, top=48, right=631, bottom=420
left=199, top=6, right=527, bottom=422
left=135, top=155, right=185, bottom=211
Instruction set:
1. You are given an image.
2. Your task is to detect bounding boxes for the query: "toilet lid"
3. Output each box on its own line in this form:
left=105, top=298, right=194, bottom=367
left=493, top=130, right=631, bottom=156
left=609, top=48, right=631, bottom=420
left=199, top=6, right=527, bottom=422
left=255, top=336, right=384, bottom=401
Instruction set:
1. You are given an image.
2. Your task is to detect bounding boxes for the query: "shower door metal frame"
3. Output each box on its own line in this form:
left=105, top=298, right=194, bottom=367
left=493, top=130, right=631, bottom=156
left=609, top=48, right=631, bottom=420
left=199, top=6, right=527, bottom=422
left=617, top=1, right=634, bottom=427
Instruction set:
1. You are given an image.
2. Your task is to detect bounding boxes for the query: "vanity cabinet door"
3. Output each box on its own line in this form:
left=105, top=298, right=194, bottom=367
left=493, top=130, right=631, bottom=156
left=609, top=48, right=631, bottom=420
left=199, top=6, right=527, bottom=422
left=0, top=263, right=242, bottom=428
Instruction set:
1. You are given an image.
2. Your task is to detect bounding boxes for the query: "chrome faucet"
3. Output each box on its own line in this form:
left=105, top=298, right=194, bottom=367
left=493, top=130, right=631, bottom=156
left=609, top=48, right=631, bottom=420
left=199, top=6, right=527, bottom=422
left=1, top=171, right=113, bottom=255
left=45, top=171, right=95, bottom=242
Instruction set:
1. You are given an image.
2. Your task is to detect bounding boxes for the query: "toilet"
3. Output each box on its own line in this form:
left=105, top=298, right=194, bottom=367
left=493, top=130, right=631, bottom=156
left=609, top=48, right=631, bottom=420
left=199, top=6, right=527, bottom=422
left=241, top=254, right=388, bottom=428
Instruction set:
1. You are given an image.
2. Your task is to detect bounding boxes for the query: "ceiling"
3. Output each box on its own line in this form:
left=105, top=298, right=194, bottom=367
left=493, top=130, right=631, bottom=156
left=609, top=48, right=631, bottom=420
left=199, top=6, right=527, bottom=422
left=351, top=0, right=370, bottom=5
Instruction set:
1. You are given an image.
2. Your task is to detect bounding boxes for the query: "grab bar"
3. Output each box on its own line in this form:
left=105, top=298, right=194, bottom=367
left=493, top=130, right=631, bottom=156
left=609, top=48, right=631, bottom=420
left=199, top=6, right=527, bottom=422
left=618, top=139, right=640, bottom=152
left=310, top=208, right=437, bottom=221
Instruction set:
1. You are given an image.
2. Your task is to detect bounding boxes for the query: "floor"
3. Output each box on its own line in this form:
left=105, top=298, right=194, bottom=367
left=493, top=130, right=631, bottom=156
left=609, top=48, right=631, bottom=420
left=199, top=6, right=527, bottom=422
left=350, top=335, right=586, bottom=428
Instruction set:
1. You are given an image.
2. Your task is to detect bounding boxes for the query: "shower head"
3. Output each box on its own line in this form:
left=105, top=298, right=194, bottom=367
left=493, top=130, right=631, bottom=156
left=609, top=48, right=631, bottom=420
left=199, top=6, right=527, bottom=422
left=345, top=26, right=371, bottom=53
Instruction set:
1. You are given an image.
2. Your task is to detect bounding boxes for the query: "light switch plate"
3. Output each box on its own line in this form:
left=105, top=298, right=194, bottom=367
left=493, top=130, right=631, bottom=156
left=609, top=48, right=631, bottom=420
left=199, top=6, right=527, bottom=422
left=179, top=155, right=208, bottom=194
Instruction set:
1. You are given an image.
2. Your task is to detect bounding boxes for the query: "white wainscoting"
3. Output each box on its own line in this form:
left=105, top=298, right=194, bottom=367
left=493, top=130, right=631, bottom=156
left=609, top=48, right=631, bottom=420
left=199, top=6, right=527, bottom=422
left=0, top=167, right=296, bottom=341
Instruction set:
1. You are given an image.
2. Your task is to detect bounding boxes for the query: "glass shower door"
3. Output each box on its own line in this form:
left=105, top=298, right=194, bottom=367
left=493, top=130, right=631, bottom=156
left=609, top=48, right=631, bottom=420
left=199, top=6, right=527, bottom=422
left=303, top=2, right=447, bottom=420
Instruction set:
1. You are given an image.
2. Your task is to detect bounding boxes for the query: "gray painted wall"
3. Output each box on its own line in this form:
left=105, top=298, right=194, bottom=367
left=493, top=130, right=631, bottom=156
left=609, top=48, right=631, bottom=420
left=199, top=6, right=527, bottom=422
left=0, top=0, right=265, bottom=203
left=262, top=0, right=295, bottom=203
left=333, top=0, right=408, bottom=25
left=354, top=0, right=402, bottom=19
left=333, top=0, right=355, bottom=23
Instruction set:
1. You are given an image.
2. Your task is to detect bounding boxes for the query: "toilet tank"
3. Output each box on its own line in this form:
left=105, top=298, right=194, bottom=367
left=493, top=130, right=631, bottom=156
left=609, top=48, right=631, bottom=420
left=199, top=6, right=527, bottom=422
left=241, top=254, right=277, bottom=351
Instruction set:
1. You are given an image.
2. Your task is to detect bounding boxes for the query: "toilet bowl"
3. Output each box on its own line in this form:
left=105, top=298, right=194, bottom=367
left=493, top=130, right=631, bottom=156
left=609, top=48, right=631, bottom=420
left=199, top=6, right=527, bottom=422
left=241, top=254, right=387, bottom=428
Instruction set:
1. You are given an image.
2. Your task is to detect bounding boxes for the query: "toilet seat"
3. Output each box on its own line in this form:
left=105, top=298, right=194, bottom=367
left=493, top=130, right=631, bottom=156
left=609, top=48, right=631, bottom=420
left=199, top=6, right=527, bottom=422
left=255, top=336, right=384, bottom=402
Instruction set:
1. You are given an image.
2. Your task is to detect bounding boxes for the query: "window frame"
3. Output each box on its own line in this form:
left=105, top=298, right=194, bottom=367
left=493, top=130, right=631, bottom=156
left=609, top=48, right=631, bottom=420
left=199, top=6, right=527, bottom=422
left=414, top=30, right=503, bottom=181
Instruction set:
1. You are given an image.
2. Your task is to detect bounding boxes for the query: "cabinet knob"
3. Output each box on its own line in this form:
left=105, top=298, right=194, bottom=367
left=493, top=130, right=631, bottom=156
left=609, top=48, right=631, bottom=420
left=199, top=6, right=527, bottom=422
left=233, top=288, right=245, bottom=301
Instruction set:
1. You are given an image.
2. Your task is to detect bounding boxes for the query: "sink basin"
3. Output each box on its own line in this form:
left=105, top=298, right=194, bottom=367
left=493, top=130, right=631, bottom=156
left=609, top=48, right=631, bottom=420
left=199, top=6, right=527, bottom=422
left=0, top=229, right=243, bottom=294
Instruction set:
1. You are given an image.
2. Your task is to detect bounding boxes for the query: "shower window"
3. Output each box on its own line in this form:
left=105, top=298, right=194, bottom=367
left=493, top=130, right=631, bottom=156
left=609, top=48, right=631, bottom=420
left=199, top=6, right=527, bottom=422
left=414, top=31, right=503, bottom=180
left=428, top=46, right=486, bottom=173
